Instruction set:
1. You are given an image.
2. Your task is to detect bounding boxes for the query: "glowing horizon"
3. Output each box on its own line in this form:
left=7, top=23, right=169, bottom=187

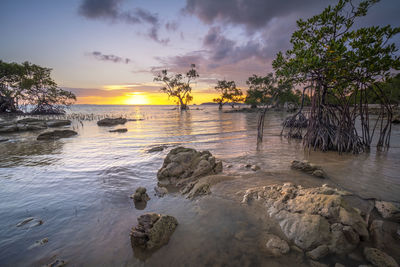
left=75, top=91, right=220, bottom=105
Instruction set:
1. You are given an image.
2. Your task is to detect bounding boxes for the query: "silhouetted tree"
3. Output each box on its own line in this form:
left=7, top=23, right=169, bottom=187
left=213, top=80, right=244, bottom=109
left=154, top=64, right=199, bottom=110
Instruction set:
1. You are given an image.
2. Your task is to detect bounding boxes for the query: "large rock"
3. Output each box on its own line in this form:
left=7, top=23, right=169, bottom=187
left=157, top=147, right=223, bottom=197
left=37, top=130, right=77, bottom=140
left=375, top=201, right=400, bottom=222
left=291, top=160, right=326, bottom=178
left=130, top=213, right=178, bottom=250
left=242, top=183, right=366, bottom=256
left=364, top=247, right=398, bottom=267
left=97, top=117, right=127, bottom=126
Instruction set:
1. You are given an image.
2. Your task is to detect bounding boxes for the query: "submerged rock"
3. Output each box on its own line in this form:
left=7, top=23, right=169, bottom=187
left=157, top=147, right=224, bottom=198
left=242, top=183, right=364, bottom=256
left=147, top=145, right=168, bottom=153
left=375, top=201, right=400, bottom=222
left=364, top=247, right=398, bottom=267
left=28, top=238, right=48, bottom=250
left=46, top=120, right=71, bottom=127
left=0, top=119, right=71, bottom=133
left=45, top=259, right=67, bottom=267
left=130, top=213, right=178, bottom=250
left=37, top=130, right=77, bottom=140
left=109, top=128, right=128, bottom=133
left=291, top=160, right=326, bottom=178
left=131, top=187, right=150, bottom=203
left=97, top=117, right=127, bottom=126
left=265, top=235, right=290, bottom=256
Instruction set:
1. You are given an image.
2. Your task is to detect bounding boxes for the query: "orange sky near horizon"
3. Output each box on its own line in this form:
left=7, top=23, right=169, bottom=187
left=75, top=91, right=221, bottom=105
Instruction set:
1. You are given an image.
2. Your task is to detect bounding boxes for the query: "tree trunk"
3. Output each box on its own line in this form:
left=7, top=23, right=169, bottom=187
left=257, top=108, right=267, bottom=149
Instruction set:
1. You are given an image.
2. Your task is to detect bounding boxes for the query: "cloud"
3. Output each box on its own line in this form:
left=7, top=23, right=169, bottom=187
left=88, top=51, right=131, bottom=64
left=183, top=0, right=331, bottom=32
left=79, top=0, right=169, bottom=44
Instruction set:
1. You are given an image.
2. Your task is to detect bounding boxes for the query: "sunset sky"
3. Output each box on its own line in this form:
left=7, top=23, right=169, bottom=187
left=1, top=0, right=399, bottom=105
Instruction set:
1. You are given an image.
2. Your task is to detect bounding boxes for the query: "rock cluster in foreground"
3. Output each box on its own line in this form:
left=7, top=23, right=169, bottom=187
left=242, top=183, right=367, bottom=255
left=157, top=147, right=223, bottom=198
left=130, top=213, right=178, bottom=250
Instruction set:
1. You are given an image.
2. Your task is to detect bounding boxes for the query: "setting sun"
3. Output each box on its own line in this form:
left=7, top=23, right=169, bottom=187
left=124, top=92, right=149, bottom=105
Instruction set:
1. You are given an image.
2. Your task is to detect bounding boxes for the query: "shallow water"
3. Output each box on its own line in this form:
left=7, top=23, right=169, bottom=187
left=0, top=105, right=399, bottom=266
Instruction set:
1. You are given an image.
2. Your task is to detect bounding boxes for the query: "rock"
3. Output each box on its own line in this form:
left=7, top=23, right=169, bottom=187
left=16, top=217, right=34, bottom=227
left=291, top=160, right=325, bottom=178
left=37, top=130, right=77, bottom=140
left=97, top=117, right=127, bottom=126
left=28, top=238, right=48, bottom=249
left=182, top=175, right=234, bottom=199
left=130, top=213, right=178, bottom=250
left=147, top=145, right=168, bottom=153
left=45, top=259, right=67, bottom=267
left=0, top=119, right=47, bottom=133
left=375, top=201, right=400, bottom=222
left=369, top=220, right=400, bottom=262
left=154, top=186, right=168, bottom=197
left=242, top=183, right=366, bottom=256
left=251, top=165, right=261, bottom=171
left=335, top=263, right=346, bottom=267
left=265, top=235, right=290, bottom=256
left=0, top=138, right=9, bottom=143
left=309, top=260, right=329, bottom=267
left=306, top=245, right=329, bottom=260
left=16, top=217, right=43, bottom=227
left=109, top=128, right=128, bottom=133
left=364, top=247, right=398, bottom=267
left=157, top=147, right=223, bottom=197
left=46, top=120, right=71, bottom=127
left=131, top=187, right=150, bottom=203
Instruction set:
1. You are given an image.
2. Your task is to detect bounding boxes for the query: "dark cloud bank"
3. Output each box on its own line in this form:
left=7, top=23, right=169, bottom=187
left=79, top=0, right=169, bottom=44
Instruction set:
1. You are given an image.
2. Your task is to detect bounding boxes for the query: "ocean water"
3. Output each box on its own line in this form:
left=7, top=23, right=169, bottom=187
left=0, top=105, right=399, bottom=266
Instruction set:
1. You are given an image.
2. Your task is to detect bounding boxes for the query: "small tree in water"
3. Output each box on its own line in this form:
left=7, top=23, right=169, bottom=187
left=213, top=80, right=244, bottom=110
left=273, top=0, right=400, bottom=153
left=154, top=64, right=199, bottom=110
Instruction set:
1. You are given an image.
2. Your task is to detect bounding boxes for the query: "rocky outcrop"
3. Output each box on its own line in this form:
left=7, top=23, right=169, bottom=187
left=291, top=160, right=326, bottom=178
left=0, top=119, right=71, bottom=133
left=97, top=117, right=127, bottom=126
left=364, top=247, right=398, bottom=267
left=37, top=130, right=77, bottom=140
left=109, top=128, right=128, bottom=133
left=375, top=201, right=400, bottom=222
left=242, top=183, right=366, bottom=256
left=154, top=186, right=168, bottom=197
left=157, top=147, right=224, bottom=198
left=130, top=213, right=178, bottom=250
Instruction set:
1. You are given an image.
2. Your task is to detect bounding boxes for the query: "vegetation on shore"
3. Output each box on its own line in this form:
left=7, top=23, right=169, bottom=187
left=274, top=0, right=399, bottom=153
left=0, top=61, right=76, bottom=114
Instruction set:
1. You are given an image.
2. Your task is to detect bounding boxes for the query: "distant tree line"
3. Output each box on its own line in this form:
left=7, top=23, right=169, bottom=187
left=0, top=61, right=76, bottom=114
